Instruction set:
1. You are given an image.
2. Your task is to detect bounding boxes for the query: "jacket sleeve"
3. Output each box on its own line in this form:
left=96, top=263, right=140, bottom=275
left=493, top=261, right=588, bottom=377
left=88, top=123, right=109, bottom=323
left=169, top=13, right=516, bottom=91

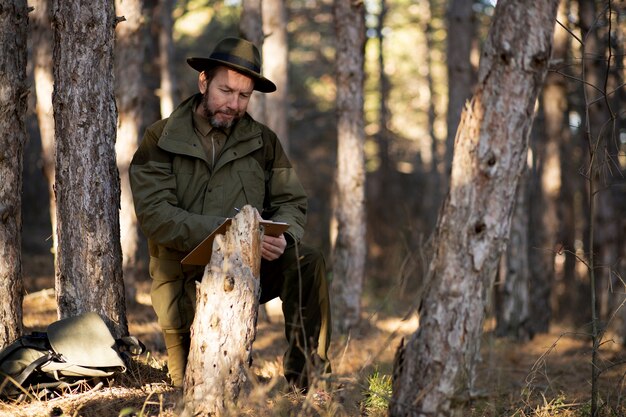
left=129, top=125, right=225, bottom=253
left=262, top=129, right=308, bottom=243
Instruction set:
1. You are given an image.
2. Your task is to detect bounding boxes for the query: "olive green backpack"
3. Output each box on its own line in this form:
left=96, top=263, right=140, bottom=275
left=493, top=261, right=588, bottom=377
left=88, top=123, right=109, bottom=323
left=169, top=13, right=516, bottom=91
left=0, top=312, right=144, bottom=400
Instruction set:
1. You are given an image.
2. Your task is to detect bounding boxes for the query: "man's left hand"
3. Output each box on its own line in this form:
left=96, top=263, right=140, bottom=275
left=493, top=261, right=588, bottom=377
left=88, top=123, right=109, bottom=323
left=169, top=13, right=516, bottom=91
left=261, top=234, right=286, bottom=261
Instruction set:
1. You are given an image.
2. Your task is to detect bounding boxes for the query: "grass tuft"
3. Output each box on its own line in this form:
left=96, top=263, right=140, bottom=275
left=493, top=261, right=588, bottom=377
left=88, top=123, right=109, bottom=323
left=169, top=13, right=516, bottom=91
left=361, top=369, right=392, bottom=416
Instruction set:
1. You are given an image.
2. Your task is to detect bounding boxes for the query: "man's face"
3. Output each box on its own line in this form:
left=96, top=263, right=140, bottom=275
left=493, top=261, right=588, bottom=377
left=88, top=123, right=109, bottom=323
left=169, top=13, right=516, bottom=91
left=198, top=66, right=254, bottom=129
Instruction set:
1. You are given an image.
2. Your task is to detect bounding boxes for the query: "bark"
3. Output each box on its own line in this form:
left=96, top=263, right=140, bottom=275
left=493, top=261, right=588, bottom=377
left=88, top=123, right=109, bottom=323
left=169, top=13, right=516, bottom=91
left=239, top=0, right=266, bottom=123
left=330, top=0, right=366, bottom=333
left=262, top=0, right=289, bottom=150
left=0, top=0, right=28, bottom=347
left=495, top=168, right=532, bottom=341
left=31, top=0, right=57, bottom=261
left=51, top=0, right=128, bottom=338
left=183, top=206, right=262, bottom=417
left=445, top=0, right=475, bottom=183
left=157, top=0, right=176, bottom=117
left=390, top=1, right=559, bottom=415
left=115, top=0, right=145, bottom=303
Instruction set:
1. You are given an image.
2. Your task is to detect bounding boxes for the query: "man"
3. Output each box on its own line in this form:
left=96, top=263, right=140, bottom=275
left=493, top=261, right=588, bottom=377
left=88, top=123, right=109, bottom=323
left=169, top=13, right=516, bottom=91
left=129, top=37, right=331, bottom=390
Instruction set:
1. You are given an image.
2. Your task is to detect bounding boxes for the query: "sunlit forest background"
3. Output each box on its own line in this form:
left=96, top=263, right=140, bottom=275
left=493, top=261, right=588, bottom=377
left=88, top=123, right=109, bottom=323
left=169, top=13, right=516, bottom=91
left=24, top=0, right=626, bottom=324
left=23, top=0, right=500, bottom=306
left=11, top=0, right=626, bottom=415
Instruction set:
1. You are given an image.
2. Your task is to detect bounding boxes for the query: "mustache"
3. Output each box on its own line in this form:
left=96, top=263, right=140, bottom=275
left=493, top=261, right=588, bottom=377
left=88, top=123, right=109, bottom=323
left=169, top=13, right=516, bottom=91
left=216, top=109, right=237, bottom=116
left=201, top=94, right=239, bottom=117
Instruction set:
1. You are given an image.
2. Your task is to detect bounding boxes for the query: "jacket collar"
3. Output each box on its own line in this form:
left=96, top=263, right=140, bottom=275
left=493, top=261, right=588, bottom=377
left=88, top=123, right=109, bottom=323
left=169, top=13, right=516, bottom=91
left=158, top=94, right=263, bottom=162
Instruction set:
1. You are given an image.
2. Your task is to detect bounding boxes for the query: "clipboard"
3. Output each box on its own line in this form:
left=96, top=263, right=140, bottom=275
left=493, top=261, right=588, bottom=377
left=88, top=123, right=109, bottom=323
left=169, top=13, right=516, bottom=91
left=181, top=219, right=290, bottom=266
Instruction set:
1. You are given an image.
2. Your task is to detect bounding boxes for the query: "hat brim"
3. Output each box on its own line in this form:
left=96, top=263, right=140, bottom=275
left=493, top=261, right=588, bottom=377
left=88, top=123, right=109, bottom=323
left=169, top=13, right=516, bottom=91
left=47, top=312, right=126, bottom=369
left=187, top=57, right=276, bottom=93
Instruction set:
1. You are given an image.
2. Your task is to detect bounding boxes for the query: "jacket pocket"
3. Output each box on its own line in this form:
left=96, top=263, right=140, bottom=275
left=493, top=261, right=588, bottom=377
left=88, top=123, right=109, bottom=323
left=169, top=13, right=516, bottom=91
left=238, top=170, right=265, bottom=209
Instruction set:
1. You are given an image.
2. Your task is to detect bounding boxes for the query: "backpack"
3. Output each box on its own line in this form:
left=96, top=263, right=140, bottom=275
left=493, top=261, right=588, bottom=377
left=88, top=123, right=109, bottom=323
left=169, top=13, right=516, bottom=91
left=0, top=312, right=145, bottom=400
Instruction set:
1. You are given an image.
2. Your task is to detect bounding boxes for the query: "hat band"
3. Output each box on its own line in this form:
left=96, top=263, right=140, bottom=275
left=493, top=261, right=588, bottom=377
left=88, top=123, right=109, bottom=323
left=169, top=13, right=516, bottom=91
left=210, top=52, right=261, bottom=74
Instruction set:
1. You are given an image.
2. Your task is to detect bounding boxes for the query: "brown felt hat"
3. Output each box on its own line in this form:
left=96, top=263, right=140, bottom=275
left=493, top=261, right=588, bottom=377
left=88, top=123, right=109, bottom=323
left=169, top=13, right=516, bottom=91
left=187, top=37, right=276, bottom=93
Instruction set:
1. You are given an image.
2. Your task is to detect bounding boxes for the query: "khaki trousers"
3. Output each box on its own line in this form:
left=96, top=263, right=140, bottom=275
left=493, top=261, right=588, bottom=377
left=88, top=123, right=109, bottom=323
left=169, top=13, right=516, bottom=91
left=150, top=242, right=332, bottom=389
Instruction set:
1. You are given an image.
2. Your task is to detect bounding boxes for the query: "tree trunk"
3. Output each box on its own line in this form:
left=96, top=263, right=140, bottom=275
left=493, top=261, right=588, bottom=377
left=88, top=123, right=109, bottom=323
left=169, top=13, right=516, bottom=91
left=240, top=0, right=266, bottom=123
left=262, top=0, right=289, bottom=150
left=423, top=0, right=441, bottom=235
left=51, top=0, right=128, bottom=338
left=495, top=168, right=532, bottom=341
left=445, top=0, right=475, bottom=183
left=527, top=107, right=555, bottom=333
left=376, top=0, right=390, bottom=179
left=330, top=0, right=366, bottom=333
left=141, top=0, right=163, bottom=130
left=578, top=0, right=618, bottom=323
left=115, top=0, right=145, bottom=303
left=31, top=0, right=58, bottom=261
left=608, top=5, right=626, bottom=344
left=367, top=0, right=395, bottom=277
left=529, top=1, right=570, bottom=331
left=157, top=0, right=176, bottom=117
left=390, top=1, right=559, bottom=415
left=183, top=206, right=262, bottom=417
left=0, top=0, right=28, bottom=347
left=557, top=0, right=588, bottom=325
left=577, top=3, right=617, bottom=411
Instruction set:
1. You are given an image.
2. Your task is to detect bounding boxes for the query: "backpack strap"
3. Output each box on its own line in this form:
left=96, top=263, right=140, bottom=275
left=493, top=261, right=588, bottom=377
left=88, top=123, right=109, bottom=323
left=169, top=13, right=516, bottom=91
left=0, top=333, right=49, bottom=364
left=13, top=352, right=57, bottom=386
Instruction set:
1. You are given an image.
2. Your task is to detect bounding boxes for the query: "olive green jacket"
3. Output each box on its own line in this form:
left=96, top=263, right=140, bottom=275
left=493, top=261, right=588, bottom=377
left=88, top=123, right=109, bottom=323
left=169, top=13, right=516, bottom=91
left=129, top=94, right=307, bottom=265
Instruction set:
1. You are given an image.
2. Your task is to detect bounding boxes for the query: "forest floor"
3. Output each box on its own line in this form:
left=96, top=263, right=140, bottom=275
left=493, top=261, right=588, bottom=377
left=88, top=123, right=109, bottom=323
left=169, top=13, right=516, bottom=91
left=2, top=255, right=626, bottom=417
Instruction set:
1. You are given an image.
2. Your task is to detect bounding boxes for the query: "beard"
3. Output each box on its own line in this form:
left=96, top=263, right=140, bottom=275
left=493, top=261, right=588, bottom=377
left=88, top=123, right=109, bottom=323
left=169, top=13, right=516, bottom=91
left=202, top=92, right=242, bottom=129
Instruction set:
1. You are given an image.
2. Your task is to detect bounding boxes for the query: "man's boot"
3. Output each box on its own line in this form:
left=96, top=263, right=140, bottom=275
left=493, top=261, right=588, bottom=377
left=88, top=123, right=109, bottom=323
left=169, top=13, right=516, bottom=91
left=163, top=332, right=190, bottom=387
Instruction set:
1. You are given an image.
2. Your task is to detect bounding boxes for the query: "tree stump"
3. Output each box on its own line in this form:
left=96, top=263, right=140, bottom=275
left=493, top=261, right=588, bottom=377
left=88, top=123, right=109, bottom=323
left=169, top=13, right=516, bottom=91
left=183, top=205, right=262, bottom=416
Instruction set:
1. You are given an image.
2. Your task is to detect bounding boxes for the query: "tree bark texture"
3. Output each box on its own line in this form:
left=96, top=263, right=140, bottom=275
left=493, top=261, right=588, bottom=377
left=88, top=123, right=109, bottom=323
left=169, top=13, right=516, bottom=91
left=115, top=0, right=145, bottom=303
left=31, top=0, right=58, bottom=261
left=390, top=1, right=559, bottom=416
left=51, top=0, right=128, bottom=338
left=331, top=0, right=366, bottom=333
left=0, top=0, right=28, bottom=347
left=183, top=206, right=262, bottom=417
left=262, top=0, right=289, bottom=150
left=495, top=169, right=532, bottom=341
left=239, top=0, right=266, bottom=123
